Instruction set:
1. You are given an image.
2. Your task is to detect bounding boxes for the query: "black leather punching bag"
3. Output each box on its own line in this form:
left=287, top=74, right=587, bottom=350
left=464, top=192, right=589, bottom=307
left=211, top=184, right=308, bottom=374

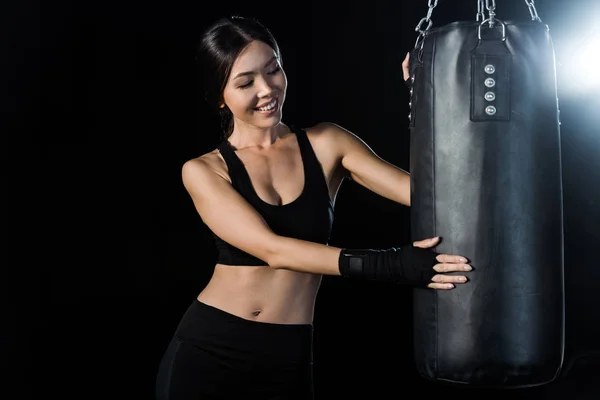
left=408, top=2, right=564, bottom=388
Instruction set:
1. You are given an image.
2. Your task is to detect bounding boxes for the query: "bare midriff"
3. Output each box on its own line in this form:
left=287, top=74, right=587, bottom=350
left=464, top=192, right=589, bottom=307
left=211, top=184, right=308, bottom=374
left=197, top=264, right=322, bottom=325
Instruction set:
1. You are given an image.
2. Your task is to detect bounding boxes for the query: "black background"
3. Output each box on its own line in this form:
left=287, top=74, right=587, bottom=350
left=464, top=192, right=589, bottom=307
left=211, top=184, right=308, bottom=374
left=5, top=0, right=600, bottom=398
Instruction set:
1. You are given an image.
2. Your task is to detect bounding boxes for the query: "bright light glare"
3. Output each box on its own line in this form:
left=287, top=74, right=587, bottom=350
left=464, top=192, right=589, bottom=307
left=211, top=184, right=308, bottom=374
left=566, top=27, right=600, bottom=92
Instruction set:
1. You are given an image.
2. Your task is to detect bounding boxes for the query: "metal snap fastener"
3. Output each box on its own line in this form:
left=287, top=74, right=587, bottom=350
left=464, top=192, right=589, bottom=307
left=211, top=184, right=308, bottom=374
left=485, top=91, right=496, bottom=101
left=485, top=64, right=496, bottom=74
left=485, top=78, right=496, bottom=87
left=485, top=105, right=497, bottom=115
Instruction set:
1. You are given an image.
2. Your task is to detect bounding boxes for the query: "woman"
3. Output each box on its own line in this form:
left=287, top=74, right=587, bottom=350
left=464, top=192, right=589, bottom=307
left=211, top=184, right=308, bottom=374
left=155, top=15, right=472, bottom=400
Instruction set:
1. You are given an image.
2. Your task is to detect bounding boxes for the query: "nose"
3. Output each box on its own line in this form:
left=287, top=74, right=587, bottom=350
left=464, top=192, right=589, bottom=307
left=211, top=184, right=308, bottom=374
left=256, top=75, right=276, bottom=98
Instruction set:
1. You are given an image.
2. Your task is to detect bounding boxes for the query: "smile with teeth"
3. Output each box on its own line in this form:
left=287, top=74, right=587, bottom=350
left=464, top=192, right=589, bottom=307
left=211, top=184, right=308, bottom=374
left=255, top=98, right=277, bottom=112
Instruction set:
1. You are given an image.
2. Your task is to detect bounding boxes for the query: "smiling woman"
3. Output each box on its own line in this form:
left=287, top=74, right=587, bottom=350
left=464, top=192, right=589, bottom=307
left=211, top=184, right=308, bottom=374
left=198, top=16, right=286, bottom=137
left=224, top=44, right=285, bottom=123
left=154, top=15, right=473, bottom=400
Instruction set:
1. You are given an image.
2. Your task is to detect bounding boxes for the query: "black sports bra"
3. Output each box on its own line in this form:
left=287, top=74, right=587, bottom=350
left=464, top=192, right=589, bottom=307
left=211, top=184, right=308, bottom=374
left=212, top=125, right=334, bottom=266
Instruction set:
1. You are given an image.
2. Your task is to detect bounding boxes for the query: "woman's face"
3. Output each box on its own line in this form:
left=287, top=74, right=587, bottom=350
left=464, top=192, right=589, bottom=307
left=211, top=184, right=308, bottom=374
left=221, top=40, right=287, bottom=130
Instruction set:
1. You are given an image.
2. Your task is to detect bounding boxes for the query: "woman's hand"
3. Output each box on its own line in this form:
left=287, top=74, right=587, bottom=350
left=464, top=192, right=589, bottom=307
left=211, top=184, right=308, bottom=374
left=413, top=237, right=472, bottom=290
left=402, top=52, right=410, bottom=82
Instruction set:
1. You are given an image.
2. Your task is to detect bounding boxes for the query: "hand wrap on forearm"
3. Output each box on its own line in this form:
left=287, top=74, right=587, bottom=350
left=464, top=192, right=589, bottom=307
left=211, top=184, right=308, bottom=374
left=338, top=247, right=438, bottom=287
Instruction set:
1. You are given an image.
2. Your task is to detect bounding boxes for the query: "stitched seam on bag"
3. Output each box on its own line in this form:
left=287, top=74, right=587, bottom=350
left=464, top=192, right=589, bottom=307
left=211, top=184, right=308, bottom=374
left=431, top=32, right=439, bottom=378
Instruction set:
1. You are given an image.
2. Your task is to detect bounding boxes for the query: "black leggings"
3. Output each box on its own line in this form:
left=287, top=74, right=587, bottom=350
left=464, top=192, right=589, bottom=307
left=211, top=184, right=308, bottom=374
left=155, top=299, right=314, bottom=400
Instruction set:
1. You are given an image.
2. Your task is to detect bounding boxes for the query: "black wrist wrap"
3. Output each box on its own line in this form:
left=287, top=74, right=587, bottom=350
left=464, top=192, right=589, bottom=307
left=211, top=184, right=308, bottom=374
left=338, top=247, right=438, bottom=287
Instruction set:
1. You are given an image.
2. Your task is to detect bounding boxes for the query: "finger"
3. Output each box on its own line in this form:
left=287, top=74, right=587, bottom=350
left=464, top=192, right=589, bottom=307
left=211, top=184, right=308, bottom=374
left=433, top=263, right=472, bottom=273
left=431, top=274, right=468, bottom=284
left=413, top=236, right=440, bottom=249
left=435, top=253, right=469, bottom=264
left=402, top=53, right=410, bottom=81
left=427, top=282, right=455, bottom=290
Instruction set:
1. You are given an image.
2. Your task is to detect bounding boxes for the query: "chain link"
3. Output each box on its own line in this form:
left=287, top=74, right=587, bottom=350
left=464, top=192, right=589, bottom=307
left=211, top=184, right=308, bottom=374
left=414, top=0, right=438, bottom=37
left=477, top=0, right=485, bottom=22
left=413, top=0, right=439, bottom=59
left=525, top=0, right=542, bottom=22
left=485, top=0, right=497, bottom=27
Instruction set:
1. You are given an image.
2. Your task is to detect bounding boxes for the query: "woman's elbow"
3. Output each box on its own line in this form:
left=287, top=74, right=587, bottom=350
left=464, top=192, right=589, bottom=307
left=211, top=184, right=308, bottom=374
left=262, top=235, right=289, bottom=269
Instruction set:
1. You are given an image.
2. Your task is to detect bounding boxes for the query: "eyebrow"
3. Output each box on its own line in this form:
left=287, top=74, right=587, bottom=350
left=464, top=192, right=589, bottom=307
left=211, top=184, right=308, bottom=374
left=232, top=56, right=277, bottom=80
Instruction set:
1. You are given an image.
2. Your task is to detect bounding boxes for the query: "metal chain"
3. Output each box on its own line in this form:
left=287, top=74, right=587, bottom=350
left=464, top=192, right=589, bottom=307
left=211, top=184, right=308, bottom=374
left=414, top=0, right=541, bottom=54
left=413, top=0, right=439, bottom=57
left=485, top=0, right=497, bottom=27
left=525, top=0, right=542, bottom=22
left=476, top=0, right=485, bottom=22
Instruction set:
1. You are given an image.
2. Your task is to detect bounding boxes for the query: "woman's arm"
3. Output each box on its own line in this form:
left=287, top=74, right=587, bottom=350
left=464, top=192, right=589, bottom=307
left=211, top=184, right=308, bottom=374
left=181, top=157, right=470, bottom=289
left=317, top=122, right=412, bottom=206
left=182, top=157, right=343, bottom=275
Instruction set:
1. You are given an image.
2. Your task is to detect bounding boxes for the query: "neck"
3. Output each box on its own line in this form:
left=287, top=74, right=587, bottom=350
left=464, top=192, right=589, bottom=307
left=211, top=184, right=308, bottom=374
left=228, top=121, right=289, bottom=150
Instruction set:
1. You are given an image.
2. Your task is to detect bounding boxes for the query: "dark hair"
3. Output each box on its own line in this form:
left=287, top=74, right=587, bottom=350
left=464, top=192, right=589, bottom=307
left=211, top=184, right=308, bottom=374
left=196, top=16, right=282, bottom=139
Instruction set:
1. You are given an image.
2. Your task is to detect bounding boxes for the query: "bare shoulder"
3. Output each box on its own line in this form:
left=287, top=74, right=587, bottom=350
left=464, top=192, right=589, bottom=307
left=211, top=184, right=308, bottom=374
left=305, top=121, right=347, bottom=139
left=304, top=121, right=360, bottom=154
left=181, top=148, right=231, bottom=188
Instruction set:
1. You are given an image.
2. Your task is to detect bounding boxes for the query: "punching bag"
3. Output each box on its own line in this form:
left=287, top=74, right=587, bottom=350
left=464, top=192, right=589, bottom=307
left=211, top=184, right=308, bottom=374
left=408, top=1, right=564, bottom=388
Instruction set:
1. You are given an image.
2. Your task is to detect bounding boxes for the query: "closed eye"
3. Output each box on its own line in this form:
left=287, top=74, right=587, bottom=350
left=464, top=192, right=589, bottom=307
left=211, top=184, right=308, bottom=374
left=238, top=66, right=282, bottom=89
left=268, top=65, right=281, bottom=75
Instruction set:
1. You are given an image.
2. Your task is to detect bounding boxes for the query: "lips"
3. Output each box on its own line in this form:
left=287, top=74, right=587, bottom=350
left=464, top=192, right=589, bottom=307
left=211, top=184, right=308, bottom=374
left=255, top=97, right=277, bottom=111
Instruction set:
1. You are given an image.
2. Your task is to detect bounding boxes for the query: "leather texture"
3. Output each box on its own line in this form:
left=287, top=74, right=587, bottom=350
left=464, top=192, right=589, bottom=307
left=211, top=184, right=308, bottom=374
left=408, top=20, right=565, bottom=388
